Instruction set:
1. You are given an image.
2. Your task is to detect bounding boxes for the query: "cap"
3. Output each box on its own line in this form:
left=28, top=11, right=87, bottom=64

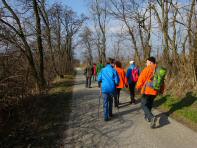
left=129, top=60, right=134, bottom=64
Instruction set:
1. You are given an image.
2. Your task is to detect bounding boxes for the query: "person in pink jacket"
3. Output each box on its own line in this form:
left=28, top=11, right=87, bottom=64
left=93, top=63, right=97, bottom=81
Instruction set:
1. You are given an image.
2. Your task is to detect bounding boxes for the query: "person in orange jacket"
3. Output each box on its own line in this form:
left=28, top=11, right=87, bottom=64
left=136, top=56, right=159, bottom=128
left=114, top=61, right=127, bottom=107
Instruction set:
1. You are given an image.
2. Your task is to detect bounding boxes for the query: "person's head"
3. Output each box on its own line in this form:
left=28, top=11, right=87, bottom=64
left=106, top=58, right=115, bottom=67
left=146, top=56, right=156, bottom=66
left=129, top=60, right=135, bottom=65
left=115, top=61, right=122, bottom=68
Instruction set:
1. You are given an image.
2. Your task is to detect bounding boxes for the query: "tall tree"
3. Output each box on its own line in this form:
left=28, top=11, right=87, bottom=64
left=80, top=26, right=94, bottom=65
left=91, top=0, right=108, bottom=64
left=0, top=0, right=46, bottom=90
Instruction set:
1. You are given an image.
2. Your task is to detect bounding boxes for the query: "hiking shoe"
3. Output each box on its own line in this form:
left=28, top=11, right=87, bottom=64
left=115, top=104, right=119, bottom=108
left=104, top=118, right=109, bottom=122
left=144, top=116, right=151, bottom=122
left=150, top=116, right=157, bottom=128
left=130, top=99, right=136, bottom=104
left=109, top=114, right=113, bottom=117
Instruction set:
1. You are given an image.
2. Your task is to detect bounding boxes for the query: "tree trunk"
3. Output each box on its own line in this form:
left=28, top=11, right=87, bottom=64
left=33, top=0, right=46, bottom=89
left=192, top=31, right=197, bottom=83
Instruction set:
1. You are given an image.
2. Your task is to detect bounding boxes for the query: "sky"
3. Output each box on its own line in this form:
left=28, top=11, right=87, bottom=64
left=46, top=0, right=192, bottom=61
left=48, top=0, right=88, bottom=16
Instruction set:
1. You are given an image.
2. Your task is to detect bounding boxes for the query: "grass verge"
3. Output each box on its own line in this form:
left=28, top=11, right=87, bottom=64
left=0, top=74, right=74, bottom=148
left=154, top=92, right=197, bottom=131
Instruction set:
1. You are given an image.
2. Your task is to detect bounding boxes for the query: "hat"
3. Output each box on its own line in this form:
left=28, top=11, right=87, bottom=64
left=129, top=60, right=134, bottom=64
left=147, top=56, right=156, bottom=64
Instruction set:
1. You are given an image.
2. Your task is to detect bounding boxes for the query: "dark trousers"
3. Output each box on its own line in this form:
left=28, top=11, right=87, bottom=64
left=102, top=93, right=113, bottom=120
left=114, top=88, right=121, bottom=107
left=141, top=94, right=156, bottom=120
left=86, top=76, right=92, bottom=88
left=92, top=75, right=97, bottom=81
left=129, top=82, right=136, bottom=102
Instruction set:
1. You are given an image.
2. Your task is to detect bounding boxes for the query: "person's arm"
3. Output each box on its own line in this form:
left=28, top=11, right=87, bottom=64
left=84, top=68, right=87, bottom=75
left=126, top=68, right=131, bottom=78
left=114, top=70, right=120, bottom=86
left=136, top=67, right=148, bottom=90
left=123, top=70, right=128, bottom=87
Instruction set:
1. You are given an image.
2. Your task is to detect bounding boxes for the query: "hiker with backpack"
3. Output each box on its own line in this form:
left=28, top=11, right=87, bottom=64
left=126, top=60, right=139, bottom=104
left=98, top=58, right=120, bottom=121
left=136, top=56, right=166, bottom=128
left=114, top=60, right=127, bottom=108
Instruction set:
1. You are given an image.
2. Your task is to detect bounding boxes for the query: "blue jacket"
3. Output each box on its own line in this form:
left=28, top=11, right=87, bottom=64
left=126, top=64, right=139, bottom=84
left=98, top=64, right=120, bottom=94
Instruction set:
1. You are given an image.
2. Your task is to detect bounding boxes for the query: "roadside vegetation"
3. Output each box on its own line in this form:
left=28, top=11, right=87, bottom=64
left=154, top=92, right=197, bottom=131
left=0, top=75, right=74, bottom=148
left=0, top=0, right=197, bottom=146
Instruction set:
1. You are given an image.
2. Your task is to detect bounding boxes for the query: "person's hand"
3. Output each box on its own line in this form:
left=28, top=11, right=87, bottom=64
left=99, top=90, right=102, bottom=97
left=136, top=88, right=140, bottom=94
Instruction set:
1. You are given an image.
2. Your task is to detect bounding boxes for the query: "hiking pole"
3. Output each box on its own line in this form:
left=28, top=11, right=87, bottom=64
left=113, top=94, right=120, bottom=119
left=98, top=89, right=101, bottom=118
left=116, top=98, right=120, bottom=119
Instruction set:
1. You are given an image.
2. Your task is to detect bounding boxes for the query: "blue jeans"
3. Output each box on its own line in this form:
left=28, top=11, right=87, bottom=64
left=102, top=93, right=113, bottom=120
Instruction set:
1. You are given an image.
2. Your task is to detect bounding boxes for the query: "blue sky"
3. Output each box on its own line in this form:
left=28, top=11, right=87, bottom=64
left=48, top=0, right=88, bottom=15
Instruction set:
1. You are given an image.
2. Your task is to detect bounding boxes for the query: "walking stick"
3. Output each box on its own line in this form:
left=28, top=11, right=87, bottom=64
left=98, top=88, right=102, bottom=118
left=116, top=96, right=120, bottom=118
left=111, top=93, right=120, bottom=118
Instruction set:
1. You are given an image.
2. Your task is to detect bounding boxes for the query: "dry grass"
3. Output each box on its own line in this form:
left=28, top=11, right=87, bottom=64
left=0, top=74, right=75, bottom=148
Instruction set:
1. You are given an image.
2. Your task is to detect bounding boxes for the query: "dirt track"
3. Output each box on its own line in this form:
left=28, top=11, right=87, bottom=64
left=63, top=68, right=197, bottom=148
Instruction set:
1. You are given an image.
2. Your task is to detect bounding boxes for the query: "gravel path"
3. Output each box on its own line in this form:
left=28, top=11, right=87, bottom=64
left=63, top=68, right=197, bottom=148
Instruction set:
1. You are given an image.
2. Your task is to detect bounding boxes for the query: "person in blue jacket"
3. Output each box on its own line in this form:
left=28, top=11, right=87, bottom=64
left=98, top=58, right=120, bottom=121
left=126, top=60, right=139, bottom=104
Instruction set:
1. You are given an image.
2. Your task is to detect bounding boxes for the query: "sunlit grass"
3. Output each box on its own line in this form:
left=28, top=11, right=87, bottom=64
left=155, top=93, right=197, bottom=130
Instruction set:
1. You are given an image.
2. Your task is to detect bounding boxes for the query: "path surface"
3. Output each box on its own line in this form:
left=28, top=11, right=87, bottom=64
left=63, top=68, right=197, bottom=148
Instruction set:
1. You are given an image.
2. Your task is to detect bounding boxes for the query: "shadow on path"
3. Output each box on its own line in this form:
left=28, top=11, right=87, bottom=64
left=166, top=92, right=197, bottom=116
left=153, top=92, right=197, bottom=128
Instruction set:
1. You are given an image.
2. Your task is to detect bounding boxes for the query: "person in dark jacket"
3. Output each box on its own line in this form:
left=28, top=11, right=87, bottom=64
left=98, top=58, right=120, bottom=121
left=126, top=60, right=139, bottom=104
left=84, top=63, right=93, bottom=88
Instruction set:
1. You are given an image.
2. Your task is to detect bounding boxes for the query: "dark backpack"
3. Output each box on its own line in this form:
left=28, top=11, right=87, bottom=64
left=148, top=66, right=167, bottom=92
left=132, top=68, right=139, bottom=82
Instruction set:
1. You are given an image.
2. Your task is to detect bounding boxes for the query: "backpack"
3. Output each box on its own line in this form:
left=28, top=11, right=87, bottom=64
left=148, top=66, right=167, bottom=92
left=131, top=68, right=139, bottom=82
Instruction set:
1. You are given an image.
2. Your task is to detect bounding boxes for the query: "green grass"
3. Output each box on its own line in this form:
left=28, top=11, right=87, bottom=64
left=0, top=75, right=75, bottom=148
left=154, top=92, right=197, bottom=130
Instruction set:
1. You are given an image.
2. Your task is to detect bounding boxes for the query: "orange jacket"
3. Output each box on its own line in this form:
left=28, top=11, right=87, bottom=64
left=136, top=64, right=158, bottom=95
left=115, top=67, right=127, bottom=88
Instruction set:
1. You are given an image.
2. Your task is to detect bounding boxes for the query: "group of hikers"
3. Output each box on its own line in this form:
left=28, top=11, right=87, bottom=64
left=84, top=56, right=167, bottom=128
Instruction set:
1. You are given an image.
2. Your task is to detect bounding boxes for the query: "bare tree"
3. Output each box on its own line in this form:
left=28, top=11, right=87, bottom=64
left=109, top=0, right=151, bottom=64
left=90, top=0, right=108, bottom=64
left=38, top=0, right=63, bottom=77
left=0, top=0, right=46, bottom=90
left=33, top=0, right=46, bottom=88
left=61, top=9, right=87, bottom=73
left=80, top=26, right=94, bottom=65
